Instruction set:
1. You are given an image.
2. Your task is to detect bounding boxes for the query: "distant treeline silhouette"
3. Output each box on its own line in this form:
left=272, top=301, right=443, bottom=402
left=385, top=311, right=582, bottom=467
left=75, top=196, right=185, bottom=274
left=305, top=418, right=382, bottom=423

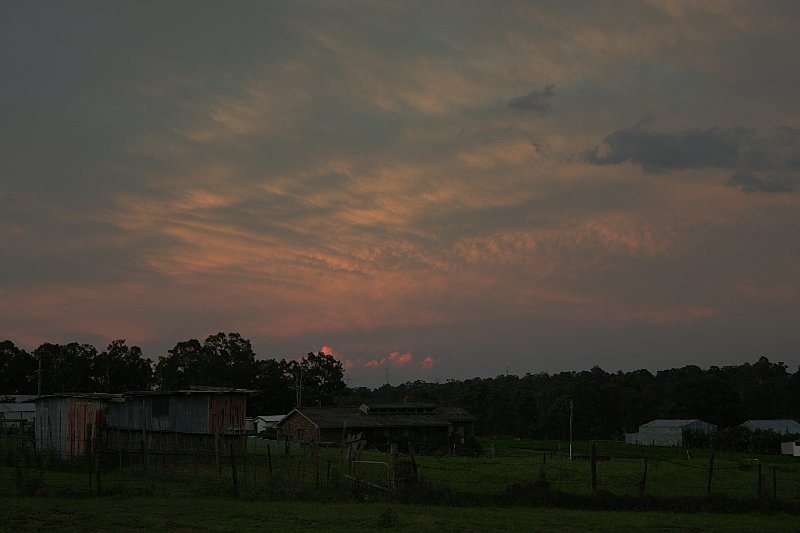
left=336, top=357, right=800, bottom=442
left=2, top=335, right=797, bottom=441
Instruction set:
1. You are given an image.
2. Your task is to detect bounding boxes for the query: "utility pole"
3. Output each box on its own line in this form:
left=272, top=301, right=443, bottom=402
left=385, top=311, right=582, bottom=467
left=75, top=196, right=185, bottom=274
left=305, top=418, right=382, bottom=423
left=295, top=365, right=303, bottom=407
left=569, top=399, right=574, bottom=461
left=37, top=351, right=43, bottom=397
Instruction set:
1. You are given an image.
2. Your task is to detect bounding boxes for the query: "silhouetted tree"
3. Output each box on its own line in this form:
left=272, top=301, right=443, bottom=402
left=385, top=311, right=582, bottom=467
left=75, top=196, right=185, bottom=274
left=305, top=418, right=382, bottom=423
left=94, top=340, right=153, bottom=392
left=0, top=340, right=37, bottom=394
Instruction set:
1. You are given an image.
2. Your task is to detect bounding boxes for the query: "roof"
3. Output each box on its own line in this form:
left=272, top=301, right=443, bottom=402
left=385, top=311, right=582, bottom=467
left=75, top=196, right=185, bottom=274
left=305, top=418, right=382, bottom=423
left=0, top=395, right=37, bottom=403
left=742, top=420, right=800, bottom=434
left=641, top=419, right=710, bottom=428
left=36, top=389, right=252, bottom=401
left=255, top=415, right=286, bottom=423
left=36, top=393, right=124, bottom=401
left=126, top=388, right=254, bottom=396
left=436, top=406, right=478, bottom=422
left=0, top=403, right=36, bottom=414
left=280, top=407, right=450, bottom=429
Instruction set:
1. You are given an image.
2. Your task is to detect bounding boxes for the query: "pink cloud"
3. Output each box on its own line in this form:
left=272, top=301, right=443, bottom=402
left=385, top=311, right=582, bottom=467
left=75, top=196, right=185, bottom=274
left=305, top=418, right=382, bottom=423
left=419, top=356, right=435, bottom=369
left=387, top=351, right=414, bottom=366
left=330, top=349, right=421, bottom=371
left=320, top=345, right=339, bottom=357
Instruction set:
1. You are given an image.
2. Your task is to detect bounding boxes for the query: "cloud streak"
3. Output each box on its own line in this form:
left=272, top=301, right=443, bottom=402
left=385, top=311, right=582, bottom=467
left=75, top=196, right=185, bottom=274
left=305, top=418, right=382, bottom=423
left=2, top=2, right=800, bottom=385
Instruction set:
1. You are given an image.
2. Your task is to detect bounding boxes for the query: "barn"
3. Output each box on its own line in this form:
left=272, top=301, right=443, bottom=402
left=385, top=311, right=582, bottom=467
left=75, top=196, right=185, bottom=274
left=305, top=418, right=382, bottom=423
left=276, top=403, right=476, bottom=452
left=625, top=419, right=717, bottom=447
left=35, top=388, right=250, bottom=458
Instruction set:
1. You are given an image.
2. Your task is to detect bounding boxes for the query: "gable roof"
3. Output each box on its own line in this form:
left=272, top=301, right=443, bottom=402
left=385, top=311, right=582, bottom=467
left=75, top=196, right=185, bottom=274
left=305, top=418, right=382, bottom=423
left=741, top=419, right=800, bottom=434
left=255, top=415, right=285, bottom=423
left=641, top=419, right=705, bottom=428
left=278, top=404, right=476, bottom=430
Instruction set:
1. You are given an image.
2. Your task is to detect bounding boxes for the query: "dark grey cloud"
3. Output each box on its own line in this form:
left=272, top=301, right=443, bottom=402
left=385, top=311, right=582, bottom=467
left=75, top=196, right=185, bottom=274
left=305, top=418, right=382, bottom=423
left=587, top=118, right=744, bottom=173
left=508, top=84, right=557, bottom=112
left=727, top=170, right=800, bottom=194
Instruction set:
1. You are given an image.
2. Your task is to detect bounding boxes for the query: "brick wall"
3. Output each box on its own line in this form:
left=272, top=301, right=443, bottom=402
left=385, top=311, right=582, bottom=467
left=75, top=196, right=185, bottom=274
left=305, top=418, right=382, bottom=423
left=277, top=412, right=318, bottom=444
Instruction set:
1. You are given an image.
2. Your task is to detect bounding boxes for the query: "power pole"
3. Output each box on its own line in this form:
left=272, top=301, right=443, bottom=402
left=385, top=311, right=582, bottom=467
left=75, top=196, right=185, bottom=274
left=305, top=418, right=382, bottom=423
left=295, top=366, right=303, bottom=407
left=569, top=400, right=574, bottom=461
left=37, top=351, right=43, bottom=397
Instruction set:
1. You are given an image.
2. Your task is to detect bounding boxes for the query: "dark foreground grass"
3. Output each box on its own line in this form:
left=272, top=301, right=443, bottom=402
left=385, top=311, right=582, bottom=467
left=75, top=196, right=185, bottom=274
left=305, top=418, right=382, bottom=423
left=2, top=496, right=799, bottom=533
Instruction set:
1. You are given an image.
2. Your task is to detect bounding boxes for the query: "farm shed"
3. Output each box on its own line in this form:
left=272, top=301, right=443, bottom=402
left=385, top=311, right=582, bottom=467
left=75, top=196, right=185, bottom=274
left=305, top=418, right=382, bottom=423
left=625, top=419, right=717, bottom=447
left=35, top=389, right=251, bottom=458
left=741, top=419, right=800, bottom=435
left=277, top=403, right=476, bottom=452
left=0, top=401, right=36, bottom=432
left=35, top=393, right=120, bottom=458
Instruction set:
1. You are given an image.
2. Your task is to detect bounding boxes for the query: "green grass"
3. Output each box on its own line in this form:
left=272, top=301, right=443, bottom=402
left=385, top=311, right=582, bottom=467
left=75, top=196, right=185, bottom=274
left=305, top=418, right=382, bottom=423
left=407, top=439, right=800, bottom=501
left=2, top=496, right=799, bottom=532
left=5, top=436, right=800, bottom=508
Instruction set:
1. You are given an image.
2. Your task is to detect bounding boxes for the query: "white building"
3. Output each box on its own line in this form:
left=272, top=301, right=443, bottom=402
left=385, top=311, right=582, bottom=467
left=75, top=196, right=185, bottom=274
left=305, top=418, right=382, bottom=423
left=254, top=414, right=285, bottom=433
left=625, top=419, right=717, bottom=447
left=741, top=419, right=800, bottom=435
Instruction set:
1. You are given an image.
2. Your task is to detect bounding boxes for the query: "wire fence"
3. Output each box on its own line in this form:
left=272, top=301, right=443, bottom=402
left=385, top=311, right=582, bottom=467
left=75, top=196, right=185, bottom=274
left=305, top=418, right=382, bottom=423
left=3, top=432, right=800, bottom=506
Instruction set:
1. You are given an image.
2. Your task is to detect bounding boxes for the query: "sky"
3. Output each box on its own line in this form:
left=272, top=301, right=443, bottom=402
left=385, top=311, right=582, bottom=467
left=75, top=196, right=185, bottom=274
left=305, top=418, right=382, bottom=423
left=2, top=1, right=799, bottom=387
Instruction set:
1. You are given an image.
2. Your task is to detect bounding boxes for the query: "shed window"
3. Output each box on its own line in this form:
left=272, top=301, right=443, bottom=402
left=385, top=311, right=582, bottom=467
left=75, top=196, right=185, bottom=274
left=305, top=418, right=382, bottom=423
left=152, top=397, right=169, bottom=418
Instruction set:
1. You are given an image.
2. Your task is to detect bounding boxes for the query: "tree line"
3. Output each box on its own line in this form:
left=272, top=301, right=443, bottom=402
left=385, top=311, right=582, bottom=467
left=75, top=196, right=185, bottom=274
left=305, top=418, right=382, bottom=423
left=0, top=333, right=344, bottom=416
left=337, top=357, right=800, bottom=442
left=3, top=334, right=798, bottom=442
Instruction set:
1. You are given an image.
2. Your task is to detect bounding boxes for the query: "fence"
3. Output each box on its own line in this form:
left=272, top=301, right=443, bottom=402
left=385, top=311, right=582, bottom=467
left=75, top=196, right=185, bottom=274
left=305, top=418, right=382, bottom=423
left=411, top=443, right=800, bottom=503
left=4, top=434, right=800, bottom=506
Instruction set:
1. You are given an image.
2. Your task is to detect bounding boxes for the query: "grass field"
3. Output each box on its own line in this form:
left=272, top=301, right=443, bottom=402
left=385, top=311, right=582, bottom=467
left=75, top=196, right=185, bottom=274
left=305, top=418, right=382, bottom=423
left=2, top=496, right=799, bottom=532
left=5, top=437, right=800, bottom=532
left=409, top=439, right=800, bottom=501
left=6, top=436, right=800, bottom=502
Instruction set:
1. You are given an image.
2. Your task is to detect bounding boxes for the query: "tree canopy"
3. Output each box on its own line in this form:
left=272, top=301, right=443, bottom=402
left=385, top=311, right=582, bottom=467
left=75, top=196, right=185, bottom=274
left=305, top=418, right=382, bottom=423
left=3, top=334, right=799, bottom=440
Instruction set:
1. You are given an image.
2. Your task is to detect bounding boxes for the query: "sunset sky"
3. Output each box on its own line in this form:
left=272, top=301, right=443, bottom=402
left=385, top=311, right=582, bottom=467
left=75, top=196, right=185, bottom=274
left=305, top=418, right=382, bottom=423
left=2, top=1, right=799, bottom=386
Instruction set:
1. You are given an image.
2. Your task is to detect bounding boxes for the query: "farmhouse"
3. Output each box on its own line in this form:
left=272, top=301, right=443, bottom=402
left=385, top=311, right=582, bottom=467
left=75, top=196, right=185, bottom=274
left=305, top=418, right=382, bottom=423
left=625, top=419, right=717, bottom=447
left=35, top=388, right=250, bottom=458
left=276, top=403, right=476, bottom=452
left=740, top=419, right=800, bottom=435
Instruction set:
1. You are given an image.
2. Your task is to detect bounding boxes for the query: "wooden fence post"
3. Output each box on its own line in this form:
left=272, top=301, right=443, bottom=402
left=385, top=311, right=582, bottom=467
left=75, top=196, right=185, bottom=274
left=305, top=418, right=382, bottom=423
left=537, top=452, right=547, bottom=484
left=590, top=442, right=597, bottom=492
left=639, top=457, right=648, bottom=497
left=95, top=427, right=102, bottom=496
left=757, top=463, right=763, bottom=499
left=267, top=444, right=273, bottom=477
left=140, top=439, right=147, bottom=472
left=215, top=432, right=221, bottom=478
left=230, top=443, right=239, bottom=497
left=315, top=443, right=320, bottom=492
left=86, top=423, right=93, bottom=496
left=242, top=440, right=247, bottom=492
left=773, top=467, right=777, bottom=499
left=706, top=453, right=714, bottom=496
